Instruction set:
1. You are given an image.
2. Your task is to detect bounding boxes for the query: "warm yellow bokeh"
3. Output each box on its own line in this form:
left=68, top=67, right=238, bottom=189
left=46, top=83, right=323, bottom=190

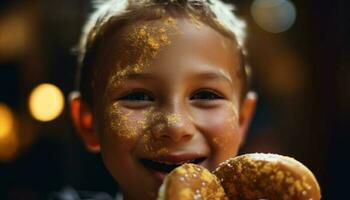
left=0, top=103, right=19, bottom=162
left=0, top=103, right=14, bottom=139
left=29, top=83, right=65, bottom=122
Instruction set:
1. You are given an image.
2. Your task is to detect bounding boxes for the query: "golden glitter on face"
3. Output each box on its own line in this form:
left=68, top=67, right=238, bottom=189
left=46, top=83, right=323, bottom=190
left=165, top=113, right=181, bottom=126
left=140, top=110, right=183, bottom=151
left=148, top=112, right=183, bottom=134
left=136, top=108, right=166, bottom=156
left=106, top=102, right=137, bottom=139
left=138, top=107, right=183, bottom=131
left=91, top=15, right=249, bottom=200
left=141, top=134, right=169, bottom=157
left=107, top=62, right=145, bottom=89
left=106, top=99, right=185, bottom=154
left=224, top=101, right=239, bottom=131
left=106, top=16, right=178, bottom=92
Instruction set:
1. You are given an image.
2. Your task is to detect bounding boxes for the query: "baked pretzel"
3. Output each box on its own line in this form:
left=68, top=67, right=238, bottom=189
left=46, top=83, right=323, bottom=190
left=158, top=163, right=228, bottom=200
left=213, top=153, right=321, bottom=200
left=158, top=153, right=321, bottom=200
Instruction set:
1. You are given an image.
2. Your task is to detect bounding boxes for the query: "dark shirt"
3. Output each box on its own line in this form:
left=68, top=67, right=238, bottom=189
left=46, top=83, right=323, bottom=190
left=48, top=186, right=122, bottom=200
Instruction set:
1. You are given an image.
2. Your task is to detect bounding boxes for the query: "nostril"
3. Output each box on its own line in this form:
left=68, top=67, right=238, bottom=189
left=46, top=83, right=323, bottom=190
left=169, top=131, right=193, bottom=142
left=155, top=130, right=193, bottom=142
left=160, top=134, right=170, bottom=139
left=182, top=133, right=193, bottom=140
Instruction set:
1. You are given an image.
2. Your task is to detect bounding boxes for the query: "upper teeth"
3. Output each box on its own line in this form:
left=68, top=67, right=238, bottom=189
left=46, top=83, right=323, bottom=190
left=156, top=159, right=194, bottom=165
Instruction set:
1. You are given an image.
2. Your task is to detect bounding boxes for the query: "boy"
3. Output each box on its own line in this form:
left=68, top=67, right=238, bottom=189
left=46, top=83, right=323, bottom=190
left=69, top=0, right=257, bottom=199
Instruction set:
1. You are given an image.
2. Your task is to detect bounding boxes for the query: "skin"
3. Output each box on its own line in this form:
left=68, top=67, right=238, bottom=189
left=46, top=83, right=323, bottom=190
left=70, top=15, right=256, bottom=200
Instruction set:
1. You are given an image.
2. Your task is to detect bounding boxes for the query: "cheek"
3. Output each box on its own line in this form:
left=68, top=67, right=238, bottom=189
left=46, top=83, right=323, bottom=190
left=98, top=102, right=140, bottom=164
left=194, top=102, right=241, bottom=162
left=196, top=102, right=239, bottom=136
left=98, top=103, right=144, bottom=177
left=102, top=104, right=164, bottom=154
left=104, top=102, right=140, bottom=139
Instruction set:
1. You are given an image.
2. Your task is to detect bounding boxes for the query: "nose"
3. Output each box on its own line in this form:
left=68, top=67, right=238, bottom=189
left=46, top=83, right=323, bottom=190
left=152, top=104, right=195, bottom=143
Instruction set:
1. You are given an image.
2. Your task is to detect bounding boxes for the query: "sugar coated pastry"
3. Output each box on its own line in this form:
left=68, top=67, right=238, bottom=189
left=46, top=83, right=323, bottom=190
left=158, top=163, right=228, bottom=200
left=213, top=153, right=321, bottom=200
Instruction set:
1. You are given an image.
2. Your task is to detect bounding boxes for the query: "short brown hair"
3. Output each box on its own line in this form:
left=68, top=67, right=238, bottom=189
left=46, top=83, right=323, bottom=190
left=75, top=0, right=250, bottom=106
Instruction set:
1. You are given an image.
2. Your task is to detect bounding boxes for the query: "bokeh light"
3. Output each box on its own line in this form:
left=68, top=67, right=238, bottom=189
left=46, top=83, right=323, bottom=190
left=251, top=0, right=297, bottom=33
left=0, top=103, right=19, bottom=162
left=0, top=103, right=14, bottom=139
left=28, top=83, right=65, bottom=122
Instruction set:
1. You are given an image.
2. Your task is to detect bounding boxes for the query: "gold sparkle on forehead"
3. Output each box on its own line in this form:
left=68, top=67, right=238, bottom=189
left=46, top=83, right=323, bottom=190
left=108, top=61, right=146, bottom=88
left=106, top=17, right=178, bottom=90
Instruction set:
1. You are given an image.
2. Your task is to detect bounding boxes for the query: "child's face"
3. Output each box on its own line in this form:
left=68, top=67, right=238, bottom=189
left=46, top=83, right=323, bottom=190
left=81, top=15, right=254, bottom=200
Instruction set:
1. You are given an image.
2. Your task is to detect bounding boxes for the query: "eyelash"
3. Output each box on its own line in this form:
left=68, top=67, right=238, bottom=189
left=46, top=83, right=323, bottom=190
left=118, top=90, right=155, bottom=101
left=190, top=89, right=224, bottom=101
left=118, top=89, right=223, bottom=101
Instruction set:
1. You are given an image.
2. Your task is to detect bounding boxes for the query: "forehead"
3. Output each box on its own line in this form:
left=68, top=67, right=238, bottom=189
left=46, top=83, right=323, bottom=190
left=95, top=15, right=241, bottom=89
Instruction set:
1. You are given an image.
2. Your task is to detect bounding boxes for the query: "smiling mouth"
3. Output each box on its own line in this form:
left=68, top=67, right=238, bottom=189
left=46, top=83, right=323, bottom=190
left=140, top=157, right=206, bottom=173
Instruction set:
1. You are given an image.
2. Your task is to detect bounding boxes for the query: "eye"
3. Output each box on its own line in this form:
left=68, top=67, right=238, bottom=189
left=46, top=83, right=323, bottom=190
left=190, top=89, right=224, bottom=101
left=118, top=90, right=155, bottom=101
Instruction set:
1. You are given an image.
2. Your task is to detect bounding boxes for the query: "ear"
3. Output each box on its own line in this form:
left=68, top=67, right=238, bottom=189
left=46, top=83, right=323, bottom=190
left=69, top=91, right=100, bottom=153
left=239, top=91, right=257, bottom=145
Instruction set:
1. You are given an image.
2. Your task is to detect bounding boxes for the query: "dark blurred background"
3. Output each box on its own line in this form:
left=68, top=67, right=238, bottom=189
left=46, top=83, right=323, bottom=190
left=0, top=0, right=348, bottom=199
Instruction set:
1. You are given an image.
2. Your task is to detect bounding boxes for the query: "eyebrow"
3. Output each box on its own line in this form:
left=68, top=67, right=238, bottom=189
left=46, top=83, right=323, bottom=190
left=123, top=72, right=155, bottom=80
left=122, top=70, right=233, bottom=85
left=193, top=71, right=233, bottom=86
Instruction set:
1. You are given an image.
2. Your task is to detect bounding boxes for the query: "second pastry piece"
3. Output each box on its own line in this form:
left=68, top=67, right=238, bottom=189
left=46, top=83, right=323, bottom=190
left=213, top=153, right=321, bottom=200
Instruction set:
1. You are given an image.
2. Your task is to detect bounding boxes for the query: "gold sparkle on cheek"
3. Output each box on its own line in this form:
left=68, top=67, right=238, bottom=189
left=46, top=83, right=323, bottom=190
left=224, top=101, right=239, bottom=130
left=137, top=117, right=148, bottom=130
left=106, top=102, right=138, bottom=139
left=140, top=124, right=169, bottom=157
left=133, top=107, right=165, bottom=156
left=227, top=101, right=239, bottom=117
